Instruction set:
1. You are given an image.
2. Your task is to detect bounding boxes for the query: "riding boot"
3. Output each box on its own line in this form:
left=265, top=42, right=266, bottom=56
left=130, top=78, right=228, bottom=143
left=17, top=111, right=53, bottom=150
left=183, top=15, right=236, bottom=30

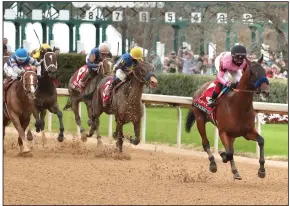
left=207, top=91, right=220, bottom=108
left=103, top=78, right=121, bottom=107
left=80, top=72, right=90, bottom=88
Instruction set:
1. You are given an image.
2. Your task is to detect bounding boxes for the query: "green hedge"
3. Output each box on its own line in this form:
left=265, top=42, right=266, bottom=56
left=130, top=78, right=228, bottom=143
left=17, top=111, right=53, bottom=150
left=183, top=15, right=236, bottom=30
left=151, top=74, right=288, bottom=103
left=55, top=54, right=288, bottom=103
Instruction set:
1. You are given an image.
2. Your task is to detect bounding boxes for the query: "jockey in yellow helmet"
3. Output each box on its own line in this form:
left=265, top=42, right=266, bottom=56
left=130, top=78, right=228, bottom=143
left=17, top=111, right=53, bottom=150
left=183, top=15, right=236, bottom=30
left=105, top=47, right=143, bottom=97
left=30, top=43, right=52, bottom=77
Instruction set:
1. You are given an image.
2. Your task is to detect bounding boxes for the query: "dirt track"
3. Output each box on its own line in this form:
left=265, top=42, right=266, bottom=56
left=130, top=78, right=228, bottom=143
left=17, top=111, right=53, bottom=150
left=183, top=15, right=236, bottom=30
left=4, top=131, right=288, bottom=205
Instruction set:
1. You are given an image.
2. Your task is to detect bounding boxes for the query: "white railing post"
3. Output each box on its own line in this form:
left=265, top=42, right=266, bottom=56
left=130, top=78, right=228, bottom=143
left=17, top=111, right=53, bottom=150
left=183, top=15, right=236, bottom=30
left=176, top=106, right=182, bottom=148
left=214, top=127, right=219, bottom=153
left=108, top=115, right=113, bottom=138
left=47, top=112, right=52, bottom=132
left=141, top=103, right=146, bottom=144
left=256, top=114, right=261, bottom=158
left=77, top=103, right=82, bottom=135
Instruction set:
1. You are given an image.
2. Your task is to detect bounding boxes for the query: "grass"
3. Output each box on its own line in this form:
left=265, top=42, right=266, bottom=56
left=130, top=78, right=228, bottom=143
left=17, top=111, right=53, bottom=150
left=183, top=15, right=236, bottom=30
left=29, top=96, right=288, bottom=157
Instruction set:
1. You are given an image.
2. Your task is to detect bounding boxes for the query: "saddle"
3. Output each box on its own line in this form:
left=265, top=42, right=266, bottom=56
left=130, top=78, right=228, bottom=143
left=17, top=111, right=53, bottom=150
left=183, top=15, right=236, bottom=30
left=192, top=82, right=232, bottom=125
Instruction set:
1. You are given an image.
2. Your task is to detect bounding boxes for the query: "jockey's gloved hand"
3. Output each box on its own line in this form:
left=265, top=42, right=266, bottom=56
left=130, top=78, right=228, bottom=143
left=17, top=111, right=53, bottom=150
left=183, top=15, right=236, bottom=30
left=92, top=67, right=99, bottom=72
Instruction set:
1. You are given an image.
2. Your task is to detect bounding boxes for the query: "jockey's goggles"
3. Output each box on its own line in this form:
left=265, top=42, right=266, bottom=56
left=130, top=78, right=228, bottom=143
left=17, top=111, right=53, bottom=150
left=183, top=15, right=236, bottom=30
left=16, top=56, right=27, bottom=63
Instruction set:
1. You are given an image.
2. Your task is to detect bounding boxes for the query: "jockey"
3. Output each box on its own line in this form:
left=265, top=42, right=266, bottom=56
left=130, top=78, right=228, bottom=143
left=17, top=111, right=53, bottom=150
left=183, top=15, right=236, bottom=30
left=30, top=43, right=52, bottom=77
left=4, top=47, right=41, bottom=81
left=79, top=42, right=112, bottom=88
left=105, top=47, right=143, bottom=95
left=207, top=45, right=248, bottom=107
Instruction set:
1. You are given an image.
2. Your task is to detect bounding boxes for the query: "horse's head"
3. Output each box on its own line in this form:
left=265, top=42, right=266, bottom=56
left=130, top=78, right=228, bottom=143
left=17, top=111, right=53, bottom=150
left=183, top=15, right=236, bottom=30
left=21, top=70, right=38, bottom=99
left=101, top=58, right=114, bottom=76
left=245, top=54, right=270, bottom=100
left=132, top=62, right=158, bottom=88
left=39, top=48, right=58, bottom=75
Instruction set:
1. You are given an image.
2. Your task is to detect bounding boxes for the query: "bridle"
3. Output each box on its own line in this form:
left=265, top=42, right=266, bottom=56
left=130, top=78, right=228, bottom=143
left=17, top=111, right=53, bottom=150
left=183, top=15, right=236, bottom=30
left=39, top=51, right=58, bottom=72
left=21, top=70, right=38, bottom=99
left=232, top=66, right=269, bottom=94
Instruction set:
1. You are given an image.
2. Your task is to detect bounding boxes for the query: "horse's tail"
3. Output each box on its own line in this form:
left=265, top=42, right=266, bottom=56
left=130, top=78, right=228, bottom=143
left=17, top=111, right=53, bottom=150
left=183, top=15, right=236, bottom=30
left=185, top=109, right=196, bottom=133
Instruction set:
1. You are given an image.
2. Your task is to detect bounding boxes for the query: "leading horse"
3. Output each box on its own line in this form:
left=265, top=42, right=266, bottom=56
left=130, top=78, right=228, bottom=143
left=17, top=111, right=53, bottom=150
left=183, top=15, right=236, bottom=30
left=63, top=58, right=114, bottom=141
left=185, top=55, right=270, bottom=180
left=29, top=48, right=64, bottom=142
left=4, top=69, right=38, bottom=154
left=91, top=61, right=158, bottom=152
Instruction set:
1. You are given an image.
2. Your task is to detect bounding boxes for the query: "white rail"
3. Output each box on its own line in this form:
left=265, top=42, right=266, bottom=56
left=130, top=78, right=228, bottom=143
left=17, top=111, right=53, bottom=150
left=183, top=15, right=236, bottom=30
left=51, top=88, right=288, bottom=157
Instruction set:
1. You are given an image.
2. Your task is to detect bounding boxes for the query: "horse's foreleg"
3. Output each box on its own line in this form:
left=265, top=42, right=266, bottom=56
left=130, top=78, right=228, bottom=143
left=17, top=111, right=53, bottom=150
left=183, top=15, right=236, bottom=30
left=116, top=120, right=124, bottom=153
left=85, top=101, right=93, bottom=126
left=71, top=99, right=86, bottom=141
left=85, top=101, right=96, bottom=137
left=40, top=109, right=47, bottom=131
left=219, top=132, right=242, bottom=180
left=194, top=108, right=217, bottom=173
left=33, top=106, right=41, bottom=133
left=10, top=112, right=30, bottom=153
left=244, top=130, right=265, bottom=178
left=130, top=120, right=141, bottom=145
left=48, top=102, right=64, bottom=142
left=226, top=138, right=242, bottom=180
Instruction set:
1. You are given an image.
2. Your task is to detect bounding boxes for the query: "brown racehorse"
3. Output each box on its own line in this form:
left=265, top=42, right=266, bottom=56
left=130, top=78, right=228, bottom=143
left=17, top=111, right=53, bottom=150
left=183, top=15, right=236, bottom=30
left=91, top=61, right=158, bottom=152
left=185, top=55, right=270, bottom=180
left=63, top=58, right=114, bottom=140
left=3, top=69, right=38, bottom=154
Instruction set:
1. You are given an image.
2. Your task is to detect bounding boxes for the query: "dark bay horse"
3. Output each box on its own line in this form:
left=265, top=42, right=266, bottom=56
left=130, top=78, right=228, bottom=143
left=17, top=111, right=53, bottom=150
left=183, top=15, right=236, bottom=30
left=63, top=58, right=114, bottom=140
left=29, top=48, right=64, bottom=142
left=91, top=61, right=158, bottom=152
left=185, top=55, right=270, bottom=180
left=3, top=70, right=38, bottom=154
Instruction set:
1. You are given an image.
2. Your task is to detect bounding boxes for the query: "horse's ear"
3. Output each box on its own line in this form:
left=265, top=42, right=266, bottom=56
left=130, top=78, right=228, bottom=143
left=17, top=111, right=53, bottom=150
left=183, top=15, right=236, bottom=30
left=257, top=54, right=263, bottom=64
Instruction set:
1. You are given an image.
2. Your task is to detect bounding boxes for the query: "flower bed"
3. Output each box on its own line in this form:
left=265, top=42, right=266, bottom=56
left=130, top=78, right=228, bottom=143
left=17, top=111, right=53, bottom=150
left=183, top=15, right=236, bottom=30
left=258, top=113, right=288, bottom=124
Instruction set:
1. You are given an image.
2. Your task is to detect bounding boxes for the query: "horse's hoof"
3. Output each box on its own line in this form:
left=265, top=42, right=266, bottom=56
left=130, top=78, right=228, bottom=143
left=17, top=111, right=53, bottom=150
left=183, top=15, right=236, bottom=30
left=209, top=161, right=217, bottom=173
left=86, top=133, right=93, bottom=138
left=258, top=168, right=266, bottom=178
left=57, top=134, right=64, bottom=142
left=20, top=151, right=33, bottom=158
left=36, top=128, right=41, bottom=133
left=81, top=133, right=87, bottom=142
left=113, top=132, right=117, bottom=140
left=233, top=173, right=242, bottom=180
left=130, top=138, right=140, bottom=145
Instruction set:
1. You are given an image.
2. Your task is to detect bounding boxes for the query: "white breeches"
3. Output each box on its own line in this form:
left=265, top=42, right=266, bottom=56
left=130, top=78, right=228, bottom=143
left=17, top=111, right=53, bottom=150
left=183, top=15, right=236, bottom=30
left=4, top=63, right=23, bottom=80
left=115, top=69, right=127, bottom=82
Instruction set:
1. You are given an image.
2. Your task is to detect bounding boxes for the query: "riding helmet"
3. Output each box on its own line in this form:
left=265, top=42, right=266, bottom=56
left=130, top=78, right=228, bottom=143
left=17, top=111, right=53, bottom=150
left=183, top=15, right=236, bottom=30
left=130, top=47, right=143, bottom=60
left=99, top=42, right=110, bottom=54
left=231, top=45, right=247, bottom=57
left=15, top=47, right=28, bottom=63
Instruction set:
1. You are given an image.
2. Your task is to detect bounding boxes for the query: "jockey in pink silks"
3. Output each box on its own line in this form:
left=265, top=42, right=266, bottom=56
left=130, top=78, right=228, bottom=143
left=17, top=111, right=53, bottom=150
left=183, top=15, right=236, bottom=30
left=207, top=45, right=249, bottom=107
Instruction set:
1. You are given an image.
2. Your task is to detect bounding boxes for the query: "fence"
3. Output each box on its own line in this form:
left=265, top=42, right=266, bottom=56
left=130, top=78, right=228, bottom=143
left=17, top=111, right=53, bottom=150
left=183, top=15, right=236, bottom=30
left=48, top=88, right=288, bottom=157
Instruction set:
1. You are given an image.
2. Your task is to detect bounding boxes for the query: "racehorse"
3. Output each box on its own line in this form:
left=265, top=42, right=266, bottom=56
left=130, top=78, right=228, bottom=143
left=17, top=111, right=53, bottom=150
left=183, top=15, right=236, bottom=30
left=63, top=58, right=114, bottom=141
left=28, top=48, right=64, bottom=142
left=185, top=55, right=270, bottom=180
left=90, top=61, right=158, bottom=152
left=3, top=69, right=38, bottom=154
